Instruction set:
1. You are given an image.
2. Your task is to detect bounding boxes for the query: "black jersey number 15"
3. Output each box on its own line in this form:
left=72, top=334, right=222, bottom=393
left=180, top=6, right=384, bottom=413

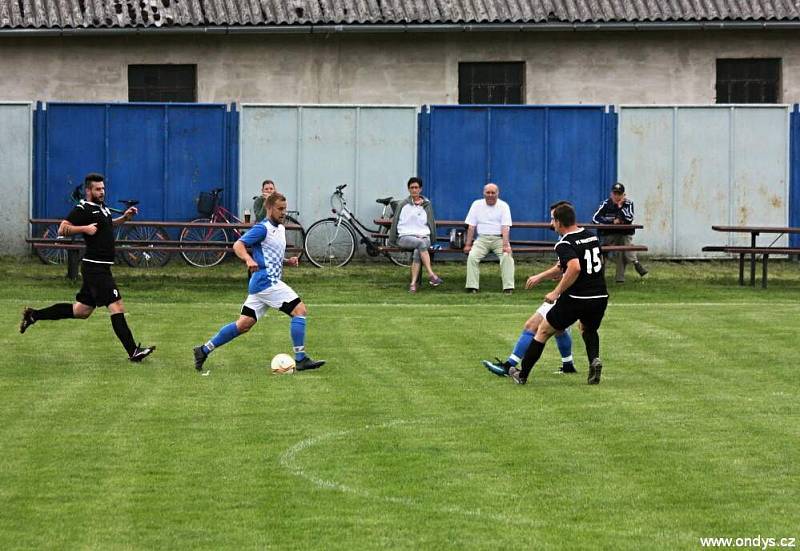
left=583, top=247, right=602, bottom=274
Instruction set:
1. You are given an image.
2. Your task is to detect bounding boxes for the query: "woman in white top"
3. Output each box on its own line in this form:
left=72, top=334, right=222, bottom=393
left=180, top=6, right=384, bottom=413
left=388, top=177, right=444, bottom=293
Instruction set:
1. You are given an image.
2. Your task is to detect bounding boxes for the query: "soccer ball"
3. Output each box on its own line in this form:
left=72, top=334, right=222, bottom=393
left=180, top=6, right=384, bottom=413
left=270, top=353, right=296, bottom=374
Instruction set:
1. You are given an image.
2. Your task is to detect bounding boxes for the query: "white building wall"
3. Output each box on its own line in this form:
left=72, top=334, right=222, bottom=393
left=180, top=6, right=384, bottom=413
left=0, top=103, right=32, bottom=256
left=0, top=30, right=797, bottom=105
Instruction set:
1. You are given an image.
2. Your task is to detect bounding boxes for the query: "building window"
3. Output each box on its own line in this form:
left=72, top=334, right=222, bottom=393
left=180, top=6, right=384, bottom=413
left=128, top=64, right=197, bottom=102
left=716, top=59, right=781, bottom=103
left=458, top=62, right=524, bottom=104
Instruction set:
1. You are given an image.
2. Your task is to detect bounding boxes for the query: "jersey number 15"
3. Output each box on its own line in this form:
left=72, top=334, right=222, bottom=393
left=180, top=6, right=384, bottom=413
left=583, top=247, right=602, bottom=274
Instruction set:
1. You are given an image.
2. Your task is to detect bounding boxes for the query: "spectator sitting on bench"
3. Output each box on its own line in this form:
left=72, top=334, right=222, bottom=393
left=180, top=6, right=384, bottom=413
left=253, top=179, right=275, bottom=222
left=388, top=177, right=443, bottom=293
left=463, top=183, right=515, bottom=294
left=592, top=182, right=648, bottom=283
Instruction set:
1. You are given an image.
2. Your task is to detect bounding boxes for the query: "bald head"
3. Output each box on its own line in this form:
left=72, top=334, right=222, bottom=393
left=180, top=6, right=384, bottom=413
left=483, top=183, right=499, bottom=205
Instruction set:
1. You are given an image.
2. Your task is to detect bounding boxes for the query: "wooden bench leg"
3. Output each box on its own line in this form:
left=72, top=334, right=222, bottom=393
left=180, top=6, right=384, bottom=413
left=738, top=253, right=745, bottom=286
left=762, top=254, right=768, bottom=289
left=66, top=249, right=80, bottom=281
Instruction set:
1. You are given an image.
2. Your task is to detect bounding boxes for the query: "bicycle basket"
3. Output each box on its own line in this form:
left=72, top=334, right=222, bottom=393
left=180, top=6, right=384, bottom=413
left=196, top=192, right=217, bottom=217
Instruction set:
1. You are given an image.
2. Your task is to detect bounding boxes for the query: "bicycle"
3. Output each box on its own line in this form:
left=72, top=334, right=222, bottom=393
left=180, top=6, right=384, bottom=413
left=179, top=189, right=307, bottom=268
left=35, top=185, right=171, bottom=268
left=303, top=184, right=413, bottom=268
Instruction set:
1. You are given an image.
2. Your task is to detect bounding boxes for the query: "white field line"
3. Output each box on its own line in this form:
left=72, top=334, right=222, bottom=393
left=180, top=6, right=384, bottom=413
left=278, top=419, right=536, bottom=525
left=6, top=301, right=788, bottom=308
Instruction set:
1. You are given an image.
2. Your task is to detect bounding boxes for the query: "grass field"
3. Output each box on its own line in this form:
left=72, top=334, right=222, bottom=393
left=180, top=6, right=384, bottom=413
left=1, top=257, right=798, bottom=550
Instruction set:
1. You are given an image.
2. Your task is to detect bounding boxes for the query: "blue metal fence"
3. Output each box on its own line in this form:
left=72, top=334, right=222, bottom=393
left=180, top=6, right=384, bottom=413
left=417, top=105, right=617, bottom=240
left=33, top=102, right=237, bottom=222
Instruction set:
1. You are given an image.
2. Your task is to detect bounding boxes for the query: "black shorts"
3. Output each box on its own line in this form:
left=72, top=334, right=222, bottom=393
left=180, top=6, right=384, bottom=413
left=546, top=295, right=608, bottom=332
left=76, top=262, right=122, bottom=308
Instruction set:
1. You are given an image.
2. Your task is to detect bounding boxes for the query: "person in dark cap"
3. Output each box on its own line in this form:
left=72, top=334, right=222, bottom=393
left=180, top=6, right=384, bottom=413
left=592, top=182, right=648, bottom=283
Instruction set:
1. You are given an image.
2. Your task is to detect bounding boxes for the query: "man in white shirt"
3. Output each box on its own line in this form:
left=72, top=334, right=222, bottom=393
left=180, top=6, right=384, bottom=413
left=463, top=183, right=515, bottom=293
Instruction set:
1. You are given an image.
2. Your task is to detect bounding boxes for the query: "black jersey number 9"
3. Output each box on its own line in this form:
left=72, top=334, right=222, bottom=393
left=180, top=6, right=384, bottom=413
left=583, top=247, right=602, bottom=274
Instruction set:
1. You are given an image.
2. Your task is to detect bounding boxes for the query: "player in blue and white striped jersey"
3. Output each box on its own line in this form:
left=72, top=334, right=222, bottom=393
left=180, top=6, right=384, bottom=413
left=192, top=192, right=325, bottom=374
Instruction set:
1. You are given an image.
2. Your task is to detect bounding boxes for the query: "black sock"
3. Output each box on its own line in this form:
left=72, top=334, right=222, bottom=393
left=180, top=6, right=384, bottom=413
left=520, top=339, right=546, bottom=379
left=582, top=330, right=600, bottom=363
left=111, top=313, right=137, bottom=357
left=33, top=303, right=74, bottom=320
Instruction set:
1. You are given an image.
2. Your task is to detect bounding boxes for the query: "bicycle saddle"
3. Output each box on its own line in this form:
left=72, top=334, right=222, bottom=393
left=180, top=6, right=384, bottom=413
left=375, top=197, right=394, bottom=205
left=118, top=199, right=140, bottom=207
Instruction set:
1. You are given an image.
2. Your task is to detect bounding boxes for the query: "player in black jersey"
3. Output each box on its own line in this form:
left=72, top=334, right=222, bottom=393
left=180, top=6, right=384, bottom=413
left=509, top=202, right=608, bottom=385
left=20, top=173, right=155, bottom=362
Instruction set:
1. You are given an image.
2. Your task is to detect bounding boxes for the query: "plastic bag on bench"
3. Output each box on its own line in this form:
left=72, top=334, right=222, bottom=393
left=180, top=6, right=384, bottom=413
left=449, top=229, right=465, bottom=249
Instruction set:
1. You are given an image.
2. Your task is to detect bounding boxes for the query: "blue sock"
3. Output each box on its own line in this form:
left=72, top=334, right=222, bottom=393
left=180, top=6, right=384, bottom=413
left=555, top=329, right=573, bottom=364
left=291, top=316, right=307, bottom=361
left=507, top=330, right=535, bottom=366
left=203, top=322, right=240, bottom=354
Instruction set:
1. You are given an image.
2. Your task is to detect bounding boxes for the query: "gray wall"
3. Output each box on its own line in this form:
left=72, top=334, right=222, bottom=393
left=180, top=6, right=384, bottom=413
left=0, top=30, right=798, bottom=104
left=239, top=105, right=417, bottom=228
left=0, top=103, right=32, bottom=255
left=618, top=106, right=790, bottom=257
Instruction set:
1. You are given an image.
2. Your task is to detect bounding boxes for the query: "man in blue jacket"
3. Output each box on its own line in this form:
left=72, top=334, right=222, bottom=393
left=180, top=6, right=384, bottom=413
left=592, top=182, right=648, bottom=283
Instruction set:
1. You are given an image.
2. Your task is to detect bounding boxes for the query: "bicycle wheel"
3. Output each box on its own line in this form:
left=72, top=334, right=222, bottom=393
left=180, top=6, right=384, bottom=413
left=35, top=223, right=69, bottom=265
left=123, top=225, right=172, bottom=268
left=304, top=218, right=356, bottom=268
left=180, top=218, right=229, bottom=268
left=376, top=225, right=413, bottom=267
left=284, top=215, right=306, bottom=262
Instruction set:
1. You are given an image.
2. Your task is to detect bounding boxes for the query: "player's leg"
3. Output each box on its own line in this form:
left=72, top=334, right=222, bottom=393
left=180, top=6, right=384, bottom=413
left=20, top=274, right=98, bottom=333
left=282, top=299, right=326, bottom=371
left=107, top=299, right=155, bottom=362
left=554, top=327, right=576, bottom=373
left=482, top=311, right=541, bottom=377
left=193, top=299, right=260, bottom=372
left=578, top=298, right=608, bottom=385
left=512, top=299, right=576, bottom=385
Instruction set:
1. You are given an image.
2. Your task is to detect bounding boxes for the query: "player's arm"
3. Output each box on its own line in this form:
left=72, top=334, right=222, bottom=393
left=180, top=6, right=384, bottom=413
left=233, top=240, right=258, bottom=273
left=525, top=262, right=562, bottom=288
left=112, top=206, right=138, bottom=226
left=235, top=224, right=267, bottom=273
left=59, top=206, right=96, bottom=236
left=545, top=259, right=580, bottom=303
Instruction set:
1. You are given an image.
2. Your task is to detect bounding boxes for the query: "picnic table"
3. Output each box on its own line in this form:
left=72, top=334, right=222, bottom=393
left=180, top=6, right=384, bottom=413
left=702, top=225, right=800, bottom=288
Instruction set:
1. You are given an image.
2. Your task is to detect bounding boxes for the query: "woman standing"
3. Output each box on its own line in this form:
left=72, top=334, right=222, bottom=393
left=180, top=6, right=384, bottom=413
left=388, top=177, right=444, bottom=293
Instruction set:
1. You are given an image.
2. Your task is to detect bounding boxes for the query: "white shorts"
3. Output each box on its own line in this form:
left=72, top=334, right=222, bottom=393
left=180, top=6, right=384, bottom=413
left=535, top=301, right=554, bottom=317
left=242, top=280, right=300, bottom=319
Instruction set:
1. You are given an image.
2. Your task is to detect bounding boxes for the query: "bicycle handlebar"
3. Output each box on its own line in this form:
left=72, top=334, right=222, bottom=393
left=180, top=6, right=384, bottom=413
left=336, top=184, right=347, bottom=192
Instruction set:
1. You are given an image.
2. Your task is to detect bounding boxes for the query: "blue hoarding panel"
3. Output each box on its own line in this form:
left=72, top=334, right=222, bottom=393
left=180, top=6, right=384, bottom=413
left=36, top=103, right=232, bottom=222
left=107, top=105, right=166, bottom=218
left=791, top=105, right=800, bottom=247
left=421, top=105, right=616, bottom=242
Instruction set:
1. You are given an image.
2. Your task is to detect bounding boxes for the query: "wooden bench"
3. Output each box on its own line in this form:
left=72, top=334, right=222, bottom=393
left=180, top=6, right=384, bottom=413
left=378, top=244, right=648, bottom=256
left=374, top=218, right=647, bottom=258
left=701, top=245, right=800, bottom=288
left=28, top=218, right=302, bottom=278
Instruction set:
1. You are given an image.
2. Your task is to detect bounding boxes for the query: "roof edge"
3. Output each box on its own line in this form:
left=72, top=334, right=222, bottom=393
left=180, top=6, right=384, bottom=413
left=2, top=20, right=800, bottom=36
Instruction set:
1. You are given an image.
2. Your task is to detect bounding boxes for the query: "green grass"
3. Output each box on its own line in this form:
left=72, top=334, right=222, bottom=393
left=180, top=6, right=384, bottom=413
left=1, top=257, right=798, bottom=550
